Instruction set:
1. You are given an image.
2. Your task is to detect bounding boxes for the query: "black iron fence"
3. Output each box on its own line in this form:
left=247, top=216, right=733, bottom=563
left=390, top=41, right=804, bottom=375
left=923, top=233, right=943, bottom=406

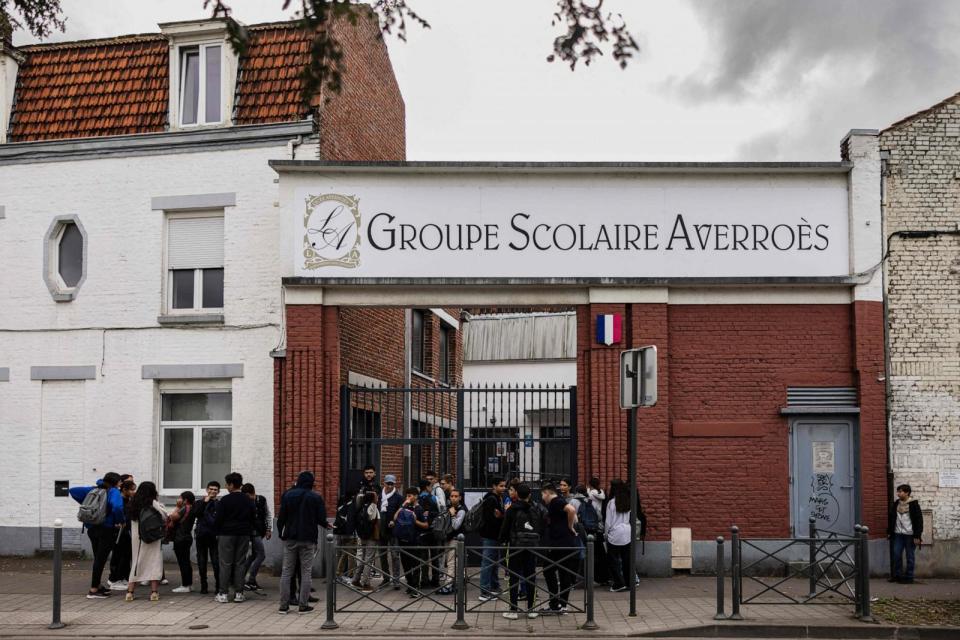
left=321, top=533, right=599, bottom=631
left=715, top=518, right=874, bottom=622
left=341, top=385, right=576, bottom=493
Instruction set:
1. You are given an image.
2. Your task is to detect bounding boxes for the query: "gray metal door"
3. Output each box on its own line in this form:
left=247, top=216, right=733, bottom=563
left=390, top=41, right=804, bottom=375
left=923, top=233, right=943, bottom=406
left=791, top=417, right=856, bottom=535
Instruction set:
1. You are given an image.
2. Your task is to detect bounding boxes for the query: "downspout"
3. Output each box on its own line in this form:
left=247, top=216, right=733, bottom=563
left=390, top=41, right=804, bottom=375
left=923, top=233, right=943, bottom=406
left=287, top=134, right=304, bottom=160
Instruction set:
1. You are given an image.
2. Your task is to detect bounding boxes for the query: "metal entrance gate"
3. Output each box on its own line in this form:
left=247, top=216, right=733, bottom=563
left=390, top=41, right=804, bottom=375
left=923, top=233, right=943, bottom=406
left=341, top=384, right=576, bottom=493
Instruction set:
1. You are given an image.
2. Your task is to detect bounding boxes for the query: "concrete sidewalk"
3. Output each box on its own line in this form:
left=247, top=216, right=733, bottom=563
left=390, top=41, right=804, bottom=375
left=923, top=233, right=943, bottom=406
left=0, top=559, right=958, bottom=638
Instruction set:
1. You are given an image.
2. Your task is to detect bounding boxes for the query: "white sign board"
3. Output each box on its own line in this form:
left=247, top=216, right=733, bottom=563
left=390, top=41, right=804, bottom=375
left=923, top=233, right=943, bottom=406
left=289, top=172, right=850, bottom=279
left=620, top=346, right=657, bottom=409
left=939, top=471, right=960, bottom=488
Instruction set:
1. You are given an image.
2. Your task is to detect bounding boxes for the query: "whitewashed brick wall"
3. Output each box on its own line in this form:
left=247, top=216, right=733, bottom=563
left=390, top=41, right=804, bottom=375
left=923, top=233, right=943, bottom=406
left=881, top=96, right=960, bottom=541
left=0, top=143, right=304, bottom=547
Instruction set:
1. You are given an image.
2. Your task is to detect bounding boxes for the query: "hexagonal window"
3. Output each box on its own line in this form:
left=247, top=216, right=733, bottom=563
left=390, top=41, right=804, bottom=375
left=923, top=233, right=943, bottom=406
left=44, top=215, right=87, bottom=302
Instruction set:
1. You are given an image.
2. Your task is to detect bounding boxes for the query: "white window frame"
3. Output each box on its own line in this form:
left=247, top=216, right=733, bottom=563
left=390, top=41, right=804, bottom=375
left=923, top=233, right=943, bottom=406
left=43, top=214, right=88, bottom=302
left=177, top=42, right=224, bottom=127
left=164, top=211, right=224, bottom=315
left=53, top=222, right=80, bottom=290
left=158, top=387, right=232, bottom=495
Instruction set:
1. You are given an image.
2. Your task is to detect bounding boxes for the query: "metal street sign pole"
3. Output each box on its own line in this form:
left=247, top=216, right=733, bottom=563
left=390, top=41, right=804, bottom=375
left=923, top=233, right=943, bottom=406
left=628, top=405, right=638, bottom=617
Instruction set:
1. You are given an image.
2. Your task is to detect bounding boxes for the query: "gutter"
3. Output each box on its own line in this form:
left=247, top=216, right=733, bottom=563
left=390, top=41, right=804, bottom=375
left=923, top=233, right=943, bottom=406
left=0, top=120, right=314, bottom=165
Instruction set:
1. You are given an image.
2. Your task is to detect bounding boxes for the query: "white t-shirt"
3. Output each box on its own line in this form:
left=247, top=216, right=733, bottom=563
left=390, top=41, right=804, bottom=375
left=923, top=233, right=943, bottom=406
left=895, top=508, right=913, bottom=536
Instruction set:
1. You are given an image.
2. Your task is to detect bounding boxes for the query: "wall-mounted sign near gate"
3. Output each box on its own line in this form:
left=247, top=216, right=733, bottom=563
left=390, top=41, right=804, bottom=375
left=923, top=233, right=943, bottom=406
left=287, top=170, right=851, bottom=279
left=620, top=346, right=657, bottom=409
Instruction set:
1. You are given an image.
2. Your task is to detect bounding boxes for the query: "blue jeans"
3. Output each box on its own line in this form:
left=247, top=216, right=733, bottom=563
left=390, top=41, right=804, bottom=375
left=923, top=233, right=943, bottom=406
left=892, top=533, right=916, bottom=580
left=480, top=538, right=501, bottom=595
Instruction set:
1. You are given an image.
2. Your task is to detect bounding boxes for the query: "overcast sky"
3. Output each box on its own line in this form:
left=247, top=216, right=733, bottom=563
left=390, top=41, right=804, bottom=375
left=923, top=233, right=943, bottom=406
left=14, top=0, right=960, bottom=161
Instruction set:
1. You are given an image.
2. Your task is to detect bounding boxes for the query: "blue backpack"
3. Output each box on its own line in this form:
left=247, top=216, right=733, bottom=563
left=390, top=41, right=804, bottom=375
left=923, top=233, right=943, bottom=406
left=393, top=507, right=418, bottom=543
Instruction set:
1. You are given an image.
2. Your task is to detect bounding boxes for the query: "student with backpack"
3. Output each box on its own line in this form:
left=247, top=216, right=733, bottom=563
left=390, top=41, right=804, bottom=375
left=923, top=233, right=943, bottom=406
left=351, top=490, right=380, bottom=592
left=416, top=479, right=441, bottom=587
left=124, top=481, right=168, bottom=602
left=69, top=471, right=126, bottom=599
left=168, top=491, right=196, bottom=593
left=437, top=488, right=467, bottom=595
left=214, top=472, right=257, bottom=604
left=391, top=487, right=430, bottom=597
left=242, top=483, right=272, bottom=592
left=333, top=489, right=358, bottom=584
left=192, top=481, right=221, bottom=595
left=476, top=477, right=507, bottom=601
left=539, top=482, right=579, bottom=614
left=499, top=483, right=543, bottom=619
left=107, top=478, right=137, bottom=591
left=586, top=477, right=609, bottom=585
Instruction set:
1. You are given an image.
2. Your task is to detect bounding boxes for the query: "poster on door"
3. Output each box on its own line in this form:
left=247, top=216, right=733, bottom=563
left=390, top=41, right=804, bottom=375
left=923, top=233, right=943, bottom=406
left=812, top=441, right=835, bottom=474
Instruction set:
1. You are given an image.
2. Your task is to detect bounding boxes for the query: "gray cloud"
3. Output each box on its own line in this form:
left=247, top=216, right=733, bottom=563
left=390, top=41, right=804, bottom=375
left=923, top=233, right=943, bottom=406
left=671, top=0, right=960, bottom=159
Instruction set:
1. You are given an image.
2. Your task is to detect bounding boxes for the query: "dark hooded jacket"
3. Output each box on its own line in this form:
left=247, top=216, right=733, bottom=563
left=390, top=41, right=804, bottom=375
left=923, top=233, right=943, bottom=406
left=277, top=471, right=329, bottom=544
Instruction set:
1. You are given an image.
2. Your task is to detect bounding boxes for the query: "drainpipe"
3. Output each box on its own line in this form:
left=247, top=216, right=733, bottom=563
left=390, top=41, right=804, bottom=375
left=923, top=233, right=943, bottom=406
left=287, top=134, right=304, bottom=160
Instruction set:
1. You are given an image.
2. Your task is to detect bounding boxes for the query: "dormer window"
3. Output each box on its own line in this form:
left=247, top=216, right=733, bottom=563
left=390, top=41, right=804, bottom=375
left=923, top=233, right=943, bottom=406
left=179, top=44, right=222, bottom=126
left=161, top=18, right=238, bottom=130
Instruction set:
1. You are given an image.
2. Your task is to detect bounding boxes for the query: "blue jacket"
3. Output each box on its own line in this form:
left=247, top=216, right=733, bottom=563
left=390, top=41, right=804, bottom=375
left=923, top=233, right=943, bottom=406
left=69, top=481, right=125, bottom=529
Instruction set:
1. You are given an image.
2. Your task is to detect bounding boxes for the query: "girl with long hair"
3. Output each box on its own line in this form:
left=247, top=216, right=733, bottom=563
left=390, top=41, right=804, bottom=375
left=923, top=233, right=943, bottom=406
left=604, top=479, right=633, bottom=591
left=125, top=481, right=168, bottom=601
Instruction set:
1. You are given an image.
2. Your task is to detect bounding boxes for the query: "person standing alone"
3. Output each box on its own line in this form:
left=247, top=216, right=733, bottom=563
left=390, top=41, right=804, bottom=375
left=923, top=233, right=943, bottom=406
left=888, top=484, right=923, bottom=584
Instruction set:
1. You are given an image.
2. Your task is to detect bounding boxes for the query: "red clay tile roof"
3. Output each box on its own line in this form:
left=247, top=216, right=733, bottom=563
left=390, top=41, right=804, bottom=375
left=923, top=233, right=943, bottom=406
left=234, top=23, right=313, bottom=126
left=10, top=35, right=169, bottom=142
left=7, top=22, right=317, bottom=142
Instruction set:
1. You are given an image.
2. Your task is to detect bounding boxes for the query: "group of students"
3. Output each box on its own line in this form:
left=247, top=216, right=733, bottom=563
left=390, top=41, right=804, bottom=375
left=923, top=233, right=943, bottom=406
left=329, top=466, right=646, bottom=619
left=69, top=471, right=271, bottom=603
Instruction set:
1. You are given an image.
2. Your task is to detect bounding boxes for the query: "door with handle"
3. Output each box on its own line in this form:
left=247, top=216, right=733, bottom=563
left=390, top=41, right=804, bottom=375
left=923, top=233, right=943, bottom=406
left=791, top=417, right=856, bottom=535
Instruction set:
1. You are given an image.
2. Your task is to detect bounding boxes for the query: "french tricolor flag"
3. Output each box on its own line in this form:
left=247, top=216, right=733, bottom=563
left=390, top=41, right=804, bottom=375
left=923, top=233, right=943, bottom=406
left=596, top=314, right=622, bottom=346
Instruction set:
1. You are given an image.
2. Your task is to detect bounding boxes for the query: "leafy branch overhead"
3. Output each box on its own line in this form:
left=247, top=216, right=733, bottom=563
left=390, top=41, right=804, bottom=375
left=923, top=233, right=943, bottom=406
left=2, top=0, right=640, bottom=106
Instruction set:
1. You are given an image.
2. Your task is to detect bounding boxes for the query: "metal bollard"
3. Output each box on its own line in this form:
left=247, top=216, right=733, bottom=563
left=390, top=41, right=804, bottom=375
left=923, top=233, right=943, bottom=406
left=729, top=525, right=743, bottom=620
left=714, top=536, right=725, bottom=620
left=582, top=535, right=599, bottom=630
left=853, top=525, right=863, bottom=618
left=321, top=533, right=339, bottom=630
left=49, top=519, right=64, bottom=630
left=859, top=526, right=874, bottom=623
left=451, top=535, right=469, bottom=630
left=808, top=516, right=818, bottom=598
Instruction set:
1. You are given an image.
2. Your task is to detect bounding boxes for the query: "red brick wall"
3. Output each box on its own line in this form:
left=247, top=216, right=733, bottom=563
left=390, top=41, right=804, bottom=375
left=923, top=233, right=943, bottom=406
left=319, top=10, right=406, bottom=161
left=274, top=305, right=341, bottom=506
left=576, top=302, right=887, bottom=542
left=668, top=304, right=856, bottom=539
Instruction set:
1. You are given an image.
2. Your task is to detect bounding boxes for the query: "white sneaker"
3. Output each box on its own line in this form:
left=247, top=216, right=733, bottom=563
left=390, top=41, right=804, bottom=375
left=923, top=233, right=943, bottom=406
left=160, top=578, right=169, bottom=585
left=171, top=586, right=192, bottom=593
left=108, top=580, right=128, bottom=591
left=139, top=581, right=149, bottom=586
left=527, top=611, right=539, bottom=619
left=234, top=592, right=246, bottom=603
left=214, top=592, right=229, bottom=603
left=478, top=594, right=494, bottom=602
left=502, top=611, right=519, bottom=620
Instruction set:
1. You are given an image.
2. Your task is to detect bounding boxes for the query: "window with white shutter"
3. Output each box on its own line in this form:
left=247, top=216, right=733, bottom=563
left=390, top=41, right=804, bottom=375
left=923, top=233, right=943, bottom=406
left=166, top=215, right=224, bottom=313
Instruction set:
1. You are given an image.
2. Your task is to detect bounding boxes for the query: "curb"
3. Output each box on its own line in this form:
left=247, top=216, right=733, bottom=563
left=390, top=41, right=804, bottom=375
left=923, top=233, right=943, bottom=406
left=637, top=623, right=960, bottom=639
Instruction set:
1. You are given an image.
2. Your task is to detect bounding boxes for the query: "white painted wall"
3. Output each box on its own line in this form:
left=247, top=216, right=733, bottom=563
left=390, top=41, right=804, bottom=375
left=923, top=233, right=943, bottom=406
left=0, top=143, right=297, bottom=548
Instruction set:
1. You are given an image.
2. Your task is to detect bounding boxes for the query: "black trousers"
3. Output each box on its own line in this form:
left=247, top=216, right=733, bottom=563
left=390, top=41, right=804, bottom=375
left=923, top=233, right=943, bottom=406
left=507, top=549, right=536, bottom=610
left=195, top=535, right=220, bottom=591
left=174, top=538, right=194, bottom=587
left=86, top=526, right=115, bottom=590
left=543, top=547, right=579, bottom=610
left=607, top=541, right=632, bottom=589
left=398, top=541, right=425, bottom=590
left=108, top=527, right=131, bottom=583
left=592, top=532, right=610, bottom=583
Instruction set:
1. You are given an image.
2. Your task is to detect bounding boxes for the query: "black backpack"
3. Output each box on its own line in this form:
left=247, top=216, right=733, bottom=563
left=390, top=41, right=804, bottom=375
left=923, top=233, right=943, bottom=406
left=138, top=506, right=165, bottom=544
left=509, top=505, right=543, bottom=548
left=355, top=501, right=377, bottom=540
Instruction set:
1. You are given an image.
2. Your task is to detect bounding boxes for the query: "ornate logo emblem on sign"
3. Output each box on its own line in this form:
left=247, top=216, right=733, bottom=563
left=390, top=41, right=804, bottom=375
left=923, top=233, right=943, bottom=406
left=303, top=193, right=361, bottom=269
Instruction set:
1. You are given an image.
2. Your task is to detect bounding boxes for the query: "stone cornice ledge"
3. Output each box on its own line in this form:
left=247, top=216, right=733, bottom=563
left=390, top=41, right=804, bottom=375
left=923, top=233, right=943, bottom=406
left=0, top=120, right=314, bottom=165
